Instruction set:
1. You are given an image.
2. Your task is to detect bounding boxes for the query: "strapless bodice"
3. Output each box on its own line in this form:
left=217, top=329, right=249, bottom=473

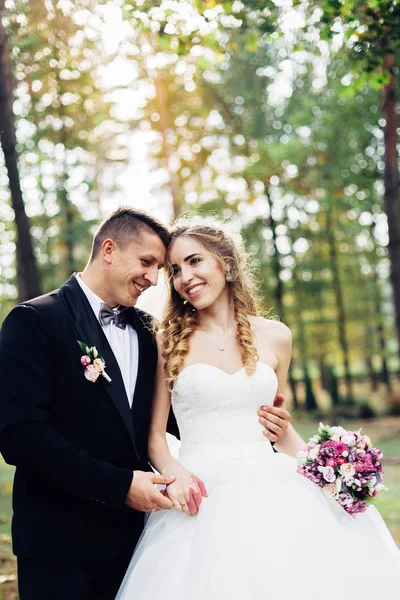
left=171, top=362, right=278, bottom=446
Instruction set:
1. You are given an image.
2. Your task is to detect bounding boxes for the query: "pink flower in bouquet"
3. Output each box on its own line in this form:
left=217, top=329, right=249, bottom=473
left=333, top=442, right=349, bottom=456
left=80, top=355, right=91, bottom=366
left=322, top=440, right=349, bottom=457
left=364, top=456, right=376, bottom=472
left=355, top=461, right=364, bottom=473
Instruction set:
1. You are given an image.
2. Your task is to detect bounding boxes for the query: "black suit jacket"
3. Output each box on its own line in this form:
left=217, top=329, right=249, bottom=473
left=0, top=275, right=179, bottom=561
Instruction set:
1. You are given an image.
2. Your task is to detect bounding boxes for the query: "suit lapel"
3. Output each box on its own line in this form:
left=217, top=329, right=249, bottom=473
left=128, top=309, right=156, bottom=437
left=58, top=275, right=137, bottom=452
left=129, top=309, right=152, bottom=413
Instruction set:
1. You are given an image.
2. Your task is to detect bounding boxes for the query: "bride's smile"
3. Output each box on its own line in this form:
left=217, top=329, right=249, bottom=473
left=169, top=236, right=230, bottom=311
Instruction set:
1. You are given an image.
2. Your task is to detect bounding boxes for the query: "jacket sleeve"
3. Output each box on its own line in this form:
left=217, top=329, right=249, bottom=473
left=0, top=305, right=133, bottom=509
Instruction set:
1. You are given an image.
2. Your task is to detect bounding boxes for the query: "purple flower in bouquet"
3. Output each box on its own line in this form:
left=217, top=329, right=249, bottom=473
left=322, top=466, right=336, bottom=483
left=338, top=492, right=354, bottom=507
left=346, top=500, right=368, bottom=515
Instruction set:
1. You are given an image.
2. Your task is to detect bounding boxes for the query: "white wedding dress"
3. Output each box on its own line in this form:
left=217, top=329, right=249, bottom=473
left=116, top=362, right=400, bottom=599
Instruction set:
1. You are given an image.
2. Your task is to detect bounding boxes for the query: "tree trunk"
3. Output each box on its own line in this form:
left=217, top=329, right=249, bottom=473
left=265, top=189, right=283, bottom=318
left=292, top=271, right=317, bottom=412
left=382, top=52, right=400, bottom=357
left=319, top=356, right=329, bottom=390
left=0, top=3, right=41, bottom=301
left=370, top=223, right=392, bottom=391
left=326, top=205, right=353, bottom=402
left=372, top=269, right=392, bottom=391
left=265, top=188, right=299, bottom=410
left=365, top=353, right=378, bottom=392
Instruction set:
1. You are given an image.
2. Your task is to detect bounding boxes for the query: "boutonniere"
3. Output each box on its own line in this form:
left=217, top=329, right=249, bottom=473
left=77, top=341, right=112, bottom=383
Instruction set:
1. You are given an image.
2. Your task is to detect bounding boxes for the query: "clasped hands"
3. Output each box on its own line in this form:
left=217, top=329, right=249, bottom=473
left=125, top=394, right=290, bottom=515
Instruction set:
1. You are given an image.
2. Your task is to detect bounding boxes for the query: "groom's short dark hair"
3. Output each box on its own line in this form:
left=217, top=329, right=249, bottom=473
left=90, top=207, right=170, bottom=260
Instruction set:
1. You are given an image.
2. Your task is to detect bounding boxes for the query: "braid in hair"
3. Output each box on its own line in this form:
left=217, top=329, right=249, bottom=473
left=161, top=299, right=199, bottom=392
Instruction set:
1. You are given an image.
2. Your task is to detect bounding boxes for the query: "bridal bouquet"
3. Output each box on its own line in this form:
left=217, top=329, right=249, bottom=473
left=296, top=424, right=385, bottom=515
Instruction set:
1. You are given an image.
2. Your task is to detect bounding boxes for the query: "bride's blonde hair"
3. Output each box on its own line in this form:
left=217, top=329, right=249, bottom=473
left=160, top=216, right=264, bottom=391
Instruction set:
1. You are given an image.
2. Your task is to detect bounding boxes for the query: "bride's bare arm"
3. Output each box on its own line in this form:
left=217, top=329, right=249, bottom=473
left=259, top=321, right=306, bottom=457
left=148, top=334, right=207, bottom=515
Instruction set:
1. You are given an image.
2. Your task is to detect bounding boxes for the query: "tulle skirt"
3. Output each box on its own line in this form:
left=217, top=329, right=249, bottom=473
left=116, top=441, right=400, bottom=599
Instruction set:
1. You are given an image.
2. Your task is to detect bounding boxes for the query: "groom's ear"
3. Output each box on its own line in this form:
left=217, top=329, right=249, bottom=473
left=102, top=239, right=116, bottom=264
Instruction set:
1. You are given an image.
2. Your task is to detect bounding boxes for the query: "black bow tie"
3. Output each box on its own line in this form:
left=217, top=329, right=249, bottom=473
left=99, top=303, right=130, bottom=330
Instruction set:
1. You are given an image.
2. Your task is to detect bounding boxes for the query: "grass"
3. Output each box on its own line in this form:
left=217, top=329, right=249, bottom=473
left=0, top=417, right=398, bottom=599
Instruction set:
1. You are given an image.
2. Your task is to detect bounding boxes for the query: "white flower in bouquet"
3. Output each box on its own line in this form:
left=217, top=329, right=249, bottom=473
left=296, top=449, right=308, bottom=462
left=331, top=426, right=346, bottom=437
left=374, top=483, right=385, bottom=493
left=340, top=463, right=356, bottom=478
left=323, top=484, right=338, bottom=499
left=341, top=433, right=356, bottom=447
left=309, top=445, right=320, bottom=460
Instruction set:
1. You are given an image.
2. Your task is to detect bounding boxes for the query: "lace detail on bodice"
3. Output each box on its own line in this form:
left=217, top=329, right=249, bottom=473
left=171, top=362, right=278, bottom=445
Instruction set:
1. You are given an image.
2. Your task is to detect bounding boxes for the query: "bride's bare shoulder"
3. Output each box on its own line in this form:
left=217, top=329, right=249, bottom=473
left=248, top=316, right=292, bottom=345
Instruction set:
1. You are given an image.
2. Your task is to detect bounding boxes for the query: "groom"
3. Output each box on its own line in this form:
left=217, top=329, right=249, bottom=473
left=0, top=207, right=291, bottom=600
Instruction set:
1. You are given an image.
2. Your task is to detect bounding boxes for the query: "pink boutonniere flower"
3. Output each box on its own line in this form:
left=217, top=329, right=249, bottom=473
left=77, top=341, right=112, bottom=384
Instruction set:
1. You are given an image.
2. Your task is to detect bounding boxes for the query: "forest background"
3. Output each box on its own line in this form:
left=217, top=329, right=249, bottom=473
left=0, top=0, right=399, bottom=596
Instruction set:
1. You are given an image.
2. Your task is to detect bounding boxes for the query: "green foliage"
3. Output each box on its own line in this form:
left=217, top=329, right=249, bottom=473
left=305, top=0, right=400, bottom=88
left=1, top=0, right=129, bottom=296
left=0, top=0, right=398, bottom=411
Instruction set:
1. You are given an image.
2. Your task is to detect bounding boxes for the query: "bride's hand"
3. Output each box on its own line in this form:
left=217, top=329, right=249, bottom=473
left=163, top=469, right=207, bottom=516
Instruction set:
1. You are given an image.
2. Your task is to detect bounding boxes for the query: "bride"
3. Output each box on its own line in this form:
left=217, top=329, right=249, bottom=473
left=117, top=217, right=400, bottom=599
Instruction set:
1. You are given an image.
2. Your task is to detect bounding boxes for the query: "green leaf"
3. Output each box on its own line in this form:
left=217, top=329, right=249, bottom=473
left=77, top=341, right=88, bottom=355
left=158, top=35, right=171, bottom=51
left=197, top=56, right=210, bottom=71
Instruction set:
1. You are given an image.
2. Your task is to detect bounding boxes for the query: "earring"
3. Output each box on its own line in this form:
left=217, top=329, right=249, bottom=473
left=181, top=297, right=188, bottom=305
left=226, top=272, right=233, bottom=283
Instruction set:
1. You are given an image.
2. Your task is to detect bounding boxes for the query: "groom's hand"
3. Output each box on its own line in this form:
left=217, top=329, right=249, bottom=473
left=124, top=471, right=176, bottom=512
left=257, top=393, right=291, bottom=443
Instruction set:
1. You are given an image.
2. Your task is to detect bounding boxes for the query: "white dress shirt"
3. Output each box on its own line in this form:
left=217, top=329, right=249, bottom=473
left=75, top=274, right=139, bottom=407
